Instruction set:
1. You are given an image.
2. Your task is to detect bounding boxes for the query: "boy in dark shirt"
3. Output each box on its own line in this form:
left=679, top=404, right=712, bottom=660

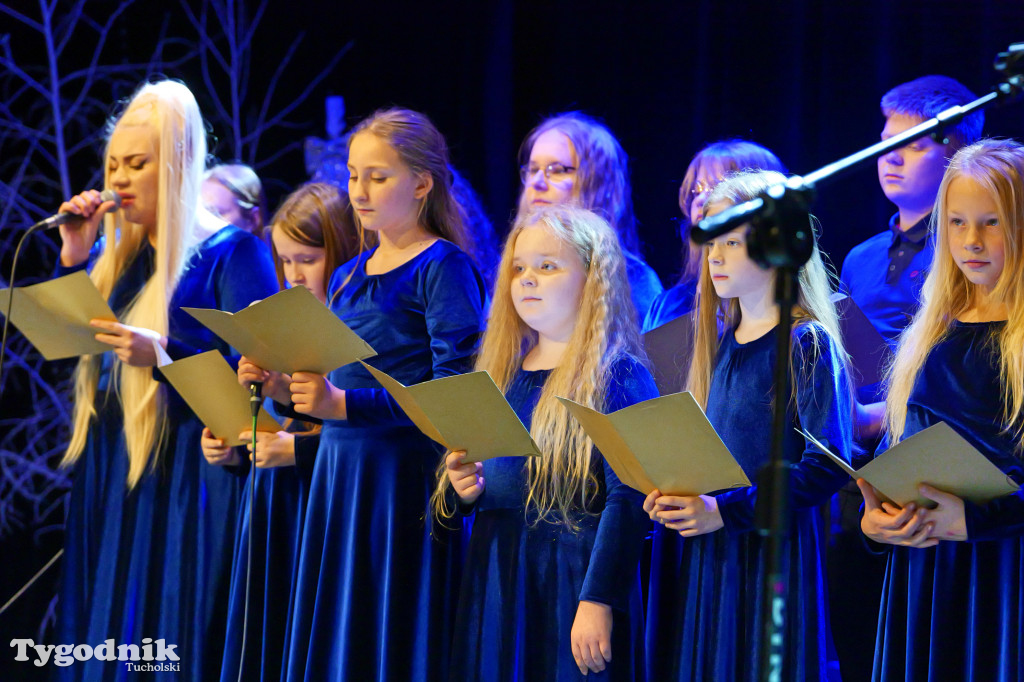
left=841, top=75, right=983, bottom=436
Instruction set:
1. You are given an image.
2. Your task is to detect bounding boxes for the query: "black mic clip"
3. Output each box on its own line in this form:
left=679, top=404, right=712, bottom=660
left=249, top=382, right=262, bottom=418
left=692, top=175, right=817, bottom=271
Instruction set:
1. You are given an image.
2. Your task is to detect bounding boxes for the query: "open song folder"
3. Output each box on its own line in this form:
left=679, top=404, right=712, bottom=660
left=159, top=350, right=281, bottom=446
left=557, top=391, right=751, bottom=496
left=0, top=271, right=117, bottom=360
left=183, top=285, right=375, bottom=375
left=360, top=362, right=541, bottom=463
left=801, top=422, right=1019, bottom=507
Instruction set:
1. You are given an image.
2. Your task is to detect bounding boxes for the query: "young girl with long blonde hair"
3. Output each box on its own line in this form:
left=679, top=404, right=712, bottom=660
left=54, top=80, right=279, bottom=681
left=436, top=205, right=658, bottom=681
left=238, top=108, right=486, bottom=682
left=644, top=170, right=852, bottom=681
left=860, top=139, right=1024, bottom=681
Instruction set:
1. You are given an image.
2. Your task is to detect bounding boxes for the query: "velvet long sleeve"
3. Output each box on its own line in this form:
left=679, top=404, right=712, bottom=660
left=579, top=359, right=658, bottom=611
left=716, top=325, right=852, bottom=533
left=964, top=491, right=1024, bottom=541
left=54, top=229, right=278, bottom=362
left=165, top=229, right=278, bottom=360
left=641, top=278, right=697, bottom=333
left=337, top=246, right=485, bottom=428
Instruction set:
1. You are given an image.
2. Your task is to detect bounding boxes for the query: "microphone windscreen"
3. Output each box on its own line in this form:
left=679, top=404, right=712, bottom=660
left=99, top=189, right=123, bottom=209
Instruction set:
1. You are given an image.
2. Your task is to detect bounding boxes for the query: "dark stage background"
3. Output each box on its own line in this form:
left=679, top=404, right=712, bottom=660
left=2, top=0, right=1023, bottom=677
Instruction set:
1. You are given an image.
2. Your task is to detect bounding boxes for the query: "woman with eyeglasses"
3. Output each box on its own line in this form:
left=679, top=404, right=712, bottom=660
left=517, top=112, right=663, bottom=323
left=642, top=140, right=786, bottom=333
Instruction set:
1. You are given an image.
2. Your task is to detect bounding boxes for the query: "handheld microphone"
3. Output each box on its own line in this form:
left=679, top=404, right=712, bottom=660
left=36, top=189, right=122, bottom=229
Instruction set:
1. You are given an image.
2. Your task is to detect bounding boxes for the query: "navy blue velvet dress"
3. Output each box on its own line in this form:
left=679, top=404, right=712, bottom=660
left=283, top=240, right=485, bottom=682
left=219, top=401, right=320, bottom=682
left=56, top=226, right=279, bottom=681
left=646, top=324, right=852, bottom=682
left=449, top=355, right=659, bottom=682
left=873, top=321, right=1024, bottom=682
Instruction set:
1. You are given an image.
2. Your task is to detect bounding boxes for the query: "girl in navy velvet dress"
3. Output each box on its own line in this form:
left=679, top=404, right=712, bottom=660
left=241, top=109, right=486, bottom=682
left=517, top=112, right=663, bottom=322
left=860, top=139, right=1024, bottom=682
left=54, top=80, right=279, bottom=681
left=201, top=182, right=366, bottom=681
left=436, top=206, right=658, bottom=681
left=643, top=170, right=852, bottom=681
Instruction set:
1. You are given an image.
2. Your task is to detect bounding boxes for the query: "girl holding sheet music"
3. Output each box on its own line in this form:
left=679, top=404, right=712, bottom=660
left=239, top=108, right=486, bottom=682
left=643, top=170, right=853, bottom=681
left=860, top=139, right=1024, bottom=681
left=435, top=205, right=658, bottom=681
left=53, top=80, right=279, bottom=681
left=201, top=182, right=365, bottom=681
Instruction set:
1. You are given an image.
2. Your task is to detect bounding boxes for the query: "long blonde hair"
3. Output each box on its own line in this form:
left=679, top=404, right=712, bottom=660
left=687, top=170, right=847, bottom=409
left=885, top=139, right=1024, bottom=445
left=64, top=80, right=207, bottom=488
left=432, top=206, right=643, bottom=527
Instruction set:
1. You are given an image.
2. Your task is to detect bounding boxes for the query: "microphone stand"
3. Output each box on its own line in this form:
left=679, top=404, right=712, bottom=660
left=690, top=42, right=1024, bottom=682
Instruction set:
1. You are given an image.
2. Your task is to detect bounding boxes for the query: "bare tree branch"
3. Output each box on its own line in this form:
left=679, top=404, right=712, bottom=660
left=0, top=4, right=43, bottom=31
left=246, top=40, right=353, bottom=161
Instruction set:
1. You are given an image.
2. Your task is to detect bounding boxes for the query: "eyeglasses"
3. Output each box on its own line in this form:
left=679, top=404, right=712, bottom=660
left=520, top=163, right=577, bottom=185
left=689, top=178, right=721, bottom=198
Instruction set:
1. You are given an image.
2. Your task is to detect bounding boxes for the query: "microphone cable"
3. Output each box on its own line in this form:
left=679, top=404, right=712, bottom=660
left=0, top=221, right=51, bottom=396
left=236, top=382, right=261, bottom=682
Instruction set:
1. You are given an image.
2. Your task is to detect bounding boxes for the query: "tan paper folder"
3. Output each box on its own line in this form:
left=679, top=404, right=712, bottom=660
left=642, top=312, right=695, bottom=396
left=0, top=271, right=117, bottom=360
left=557, top=392, right=751, bottom=496
left=183, top=285, right=375, bottom=375
left=360, top=362, right=541, bottom=463
left=159, top=350, right=281, bottom=446
left=804, top=422, right=1019, bottom=507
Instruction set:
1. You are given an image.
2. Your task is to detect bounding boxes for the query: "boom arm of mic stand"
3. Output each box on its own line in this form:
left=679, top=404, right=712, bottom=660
left=692, top=56, right=1024, bottom=252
